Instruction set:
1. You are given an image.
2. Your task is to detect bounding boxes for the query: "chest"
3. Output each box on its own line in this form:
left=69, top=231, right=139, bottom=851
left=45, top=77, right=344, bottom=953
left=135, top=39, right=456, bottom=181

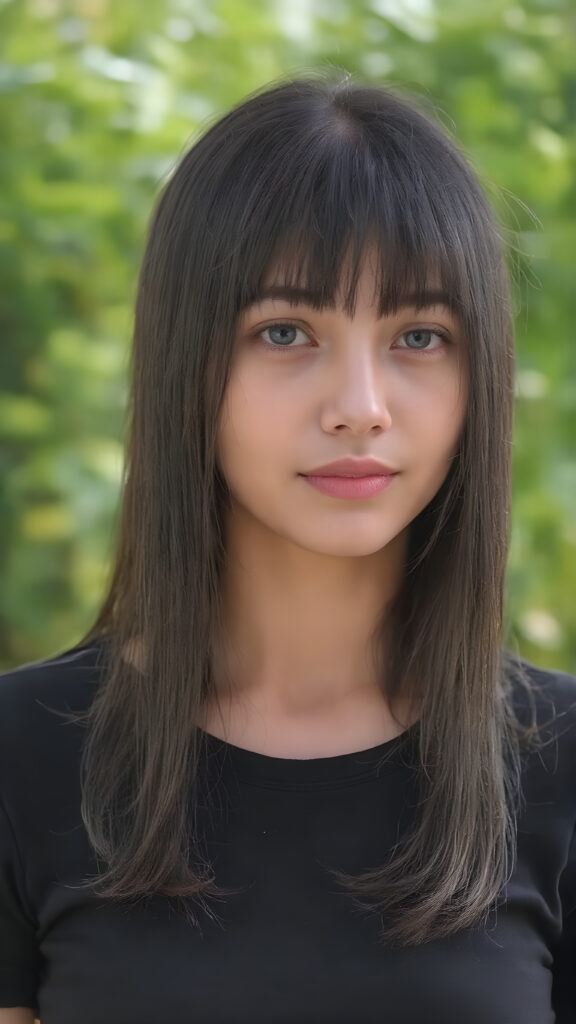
left=36, top=774, right=560, bottom=1024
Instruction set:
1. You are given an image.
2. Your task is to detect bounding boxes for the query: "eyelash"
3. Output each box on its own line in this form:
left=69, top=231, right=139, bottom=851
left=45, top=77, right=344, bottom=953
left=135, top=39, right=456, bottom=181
left=253, top=321, right=452, bottom=355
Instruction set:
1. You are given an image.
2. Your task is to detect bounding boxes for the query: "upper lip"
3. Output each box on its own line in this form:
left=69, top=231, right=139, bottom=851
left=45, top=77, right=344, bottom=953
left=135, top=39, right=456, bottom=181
left=301, top=457, right=398, bottom=478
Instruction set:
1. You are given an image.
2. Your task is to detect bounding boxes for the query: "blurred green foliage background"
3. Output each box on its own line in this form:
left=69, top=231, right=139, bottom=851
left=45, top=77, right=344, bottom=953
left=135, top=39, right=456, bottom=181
left=0, top=0, right=574, bottom=672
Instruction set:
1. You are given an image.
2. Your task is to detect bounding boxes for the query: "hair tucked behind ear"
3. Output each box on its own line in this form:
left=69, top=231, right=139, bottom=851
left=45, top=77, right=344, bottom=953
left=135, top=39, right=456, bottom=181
left=63, top=69, right=541, bottom=945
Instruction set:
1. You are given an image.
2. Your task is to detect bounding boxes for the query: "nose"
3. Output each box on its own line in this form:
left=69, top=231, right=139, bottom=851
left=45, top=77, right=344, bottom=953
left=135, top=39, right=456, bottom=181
left=320, top=346, right=393, bottom=435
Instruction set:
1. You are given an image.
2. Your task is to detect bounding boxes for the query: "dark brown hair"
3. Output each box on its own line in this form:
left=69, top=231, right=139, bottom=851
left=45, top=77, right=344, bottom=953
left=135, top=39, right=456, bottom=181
left=65, top=70, right=539, bottom=945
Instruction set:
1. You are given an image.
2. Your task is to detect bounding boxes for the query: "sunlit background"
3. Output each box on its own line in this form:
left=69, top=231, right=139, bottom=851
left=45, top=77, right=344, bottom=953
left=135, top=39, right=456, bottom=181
left=1, top=0, right=574, bottom=672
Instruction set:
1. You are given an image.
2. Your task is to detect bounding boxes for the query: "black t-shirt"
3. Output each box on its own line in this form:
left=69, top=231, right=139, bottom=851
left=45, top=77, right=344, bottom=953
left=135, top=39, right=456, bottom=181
left=0, top=640, right=575, bottom=1024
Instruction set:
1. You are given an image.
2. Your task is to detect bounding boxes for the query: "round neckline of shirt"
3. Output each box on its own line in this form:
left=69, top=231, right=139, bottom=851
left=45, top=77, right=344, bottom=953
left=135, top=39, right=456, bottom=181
left=200, top=722, right=419, bottom=786
left=81, top=638, right=419, bottom=785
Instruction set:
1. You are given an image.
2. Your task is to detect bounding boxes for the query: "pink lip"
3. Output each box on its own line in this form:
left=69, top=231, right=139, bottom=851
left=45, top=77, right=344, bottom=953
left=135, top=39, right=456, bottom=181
left=302, top=457, right=397, bottom=477
left=300, top=474, right=396, bottom=500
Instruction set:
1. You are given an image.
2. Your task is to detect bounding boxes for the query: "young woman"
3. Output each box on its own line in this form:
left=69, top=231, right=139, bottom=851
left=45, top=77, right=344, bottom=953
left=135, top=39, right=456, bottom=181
left=0, top=73, right=574, bottom=1024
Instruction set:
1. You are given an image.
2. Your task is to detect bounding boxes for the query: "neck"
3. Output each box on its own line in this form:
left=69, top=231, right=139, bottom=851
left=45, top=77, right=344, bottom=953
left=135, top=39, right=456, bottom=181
left=210, top=509, right=408, bottom=714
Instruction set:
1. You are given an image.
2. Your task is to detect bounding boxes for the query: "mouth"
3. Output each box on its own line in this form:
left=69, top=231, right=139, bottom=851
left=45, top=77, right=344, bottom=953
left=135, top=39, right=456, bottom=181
left=299, top=473, right=396, bottom=479
left=298, top=473, right=397, bottom=499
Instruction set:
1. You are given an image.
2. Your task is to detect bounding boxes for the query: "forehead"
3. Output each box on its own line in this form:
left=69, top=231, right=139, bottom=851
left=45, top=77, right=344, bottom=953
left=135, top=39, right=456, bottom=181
left=229, top=165, right=472, bottom=322
left=250, top=247, right=455, bottom=316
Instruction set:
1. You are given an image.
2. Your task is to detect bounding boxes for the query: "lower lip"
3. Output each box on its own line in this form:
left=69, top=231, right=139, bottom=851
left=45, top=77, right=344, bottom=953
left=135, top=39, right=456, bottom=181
left=300, top=474, right=396, bottom=499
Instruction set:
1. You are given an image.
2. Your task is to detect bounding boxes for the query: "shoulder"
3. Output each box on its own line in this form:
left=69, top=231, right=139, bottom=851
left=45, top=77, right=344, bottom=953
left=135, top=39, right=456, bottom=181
left=504, top=654, right=576, bottom=810
left=505, top=654, right=576, bottom=746
left=0, top=641, right=105, bottom=714
left=0, top=641, right=106, bottom=775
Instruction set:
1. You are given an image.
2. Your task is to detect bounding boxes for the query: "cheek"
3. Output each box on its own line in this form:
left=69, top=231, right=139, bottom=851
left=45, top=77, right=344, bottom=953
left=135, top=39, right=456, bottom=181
left=406, top=377, right=467, bottom=459
left=217, top=371, right=288, bottom=475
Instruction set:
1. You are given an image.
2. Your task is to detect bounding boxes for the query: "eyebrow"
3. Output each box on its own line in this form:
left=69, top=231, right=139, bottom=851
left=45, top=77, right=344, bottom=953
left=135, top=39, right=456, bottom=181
left=243, top=285, right=455, bottom=312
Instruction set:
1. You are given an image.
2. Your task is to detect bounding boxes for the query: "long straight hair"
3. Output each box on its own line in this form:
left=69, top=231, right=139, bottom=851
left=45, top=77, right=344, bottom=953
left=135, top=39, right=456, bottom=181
left=66, top=71, right=538, bottom=945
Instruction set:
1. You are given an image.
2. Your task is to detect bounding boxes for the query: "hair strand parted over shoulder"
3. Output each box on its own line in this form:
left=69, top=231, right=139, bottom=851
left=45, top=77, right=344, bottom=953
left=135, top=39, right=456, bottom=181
left=62, top=70, right=538, bottom=946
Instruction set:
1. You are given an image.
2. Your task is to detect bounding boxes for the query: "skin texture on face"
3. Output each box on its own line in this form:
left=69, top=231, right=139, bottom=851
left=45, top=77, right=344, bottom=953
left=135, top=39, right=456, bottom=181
left=213, top=251, right=467, bottom=721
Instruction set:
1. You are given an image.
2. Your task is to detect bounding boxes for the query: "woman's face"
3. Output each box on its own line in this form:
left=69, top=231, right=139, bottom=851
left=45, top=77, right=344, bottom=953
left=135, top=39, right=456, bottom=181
left=216, top=253, right=467, bottom=560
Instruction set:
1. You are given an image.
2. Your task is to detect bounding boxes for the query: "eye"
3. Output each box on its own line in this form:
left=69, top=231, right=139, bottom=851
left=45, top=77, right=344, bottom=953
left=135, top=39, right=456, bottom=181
left=257, top=322, right=310, bottom=351
left=395, top=328, right=448, bottom=352
left=252, top=321, right=451, bottom=354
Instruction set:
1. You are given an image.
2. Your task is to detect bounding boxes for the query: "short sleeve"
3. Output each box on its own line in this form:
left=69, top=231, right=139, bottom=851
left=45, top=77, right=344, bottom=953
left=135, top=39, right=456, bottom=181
left=0, top=797, right=41, bottom=1011
left=551, top=908, right=576, bottom=1022
left=551, top=822, right=576, bottom=1023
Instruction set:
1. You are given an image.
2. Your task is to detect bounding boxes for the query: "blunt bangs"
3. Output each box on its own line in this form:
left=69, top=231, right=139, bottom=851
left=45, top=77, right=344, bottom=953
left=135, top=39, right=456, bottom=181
left=236, top=153, right=463, bottom=323
left=196, top=81, right=499, bottom=337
